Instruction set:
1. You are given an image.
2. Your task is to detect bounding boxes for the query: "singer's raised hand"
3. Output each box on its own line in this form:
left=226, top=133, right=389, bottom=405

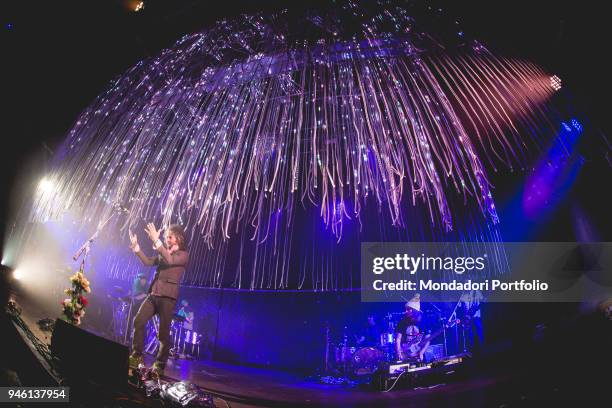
left=145, top=223, right=161, bottom=242
left=129, top=229, right=139, bottom=249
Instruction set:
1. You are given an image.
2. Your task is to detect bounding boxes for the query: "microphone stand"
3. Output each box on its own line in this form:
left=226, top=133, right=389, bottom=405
left=72, top=203, right=126, bottom=272
left=427, top=303, right=448, bottom=358
left=445, top=297, right=464, bottom=356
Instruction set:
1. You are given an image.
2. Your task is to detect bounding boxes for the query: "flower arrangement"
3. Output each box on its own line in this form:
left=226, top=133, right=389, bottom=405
left=61, top=270, right=91, bottom=325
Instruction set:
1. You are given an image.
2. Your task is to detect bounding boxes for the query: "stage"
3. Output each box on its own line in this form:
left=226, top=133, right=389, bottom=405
left=159, top=357, right=510, bottom=407
left=2, top=1, right=611, bottom=407
left=3, top=293, right=608, bottom=408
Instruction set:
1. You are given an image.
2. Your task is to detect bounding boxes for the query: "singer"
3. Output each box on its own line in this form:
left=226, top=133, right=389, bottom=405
left=127, top=223, right=189, bottom=377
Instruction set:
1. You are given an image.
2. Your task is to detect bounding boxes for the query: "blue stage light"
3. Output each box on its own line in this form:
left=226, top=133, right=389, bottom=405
left=570, top=118, right=582, bottom=132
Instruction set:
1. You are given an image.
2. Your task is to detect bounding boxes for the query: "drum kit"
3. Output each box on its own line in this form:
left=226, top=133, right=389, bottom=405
left=143, top=313, right=203, bottom=360
left=329, top=311, right=456, bottom=378
left=331, top=315, right=401, bottom=377
left=168, top=314, right=203, bottom=360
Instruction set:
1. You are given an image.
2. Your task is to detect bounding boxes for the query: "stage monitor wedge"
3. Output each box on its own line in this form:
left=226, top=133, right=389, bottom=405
left=51, top=318, right=128, bottom=387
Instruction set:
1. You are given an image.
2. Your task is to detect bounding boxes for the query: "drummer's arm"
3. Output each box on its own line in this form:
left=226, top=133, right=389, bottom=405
left=395, top=333, right=404, bottom=361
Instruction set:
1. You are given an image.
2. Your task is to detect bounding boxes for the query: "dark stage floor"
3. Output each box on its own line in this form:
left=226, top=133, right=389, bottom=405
left=4, top=292, right=609, bottom=408
left=159, top=357, right=510, bottom=407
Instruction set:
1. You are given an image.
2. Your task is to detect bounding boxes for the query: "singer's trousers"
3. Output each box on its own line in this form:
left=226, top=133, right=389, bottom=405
left=131, top=295, right=176, bottom=367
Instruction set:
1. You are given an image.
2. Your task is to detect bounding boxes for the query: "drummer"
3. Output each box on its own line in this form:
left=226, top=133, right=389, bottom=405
left=176, top=299, right=194, bottom=331
left=355, top=314, right=381, bottom=346
left=130, top=272, right=149, bottom=304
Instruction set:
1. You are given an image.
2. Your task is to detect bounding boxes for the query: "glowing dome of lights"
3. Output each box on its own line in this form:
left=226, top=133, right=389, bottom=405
left=26, top=0, right=561, bottom=290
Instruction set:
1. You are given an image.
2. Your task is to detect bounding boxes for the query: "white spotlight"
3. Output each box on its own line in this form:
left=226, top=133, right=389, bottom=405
left=39, top=178, right=54, bottom=193
left=13, top=269, right=23, bottom=280
left=550, top=75, right=562, bottom=91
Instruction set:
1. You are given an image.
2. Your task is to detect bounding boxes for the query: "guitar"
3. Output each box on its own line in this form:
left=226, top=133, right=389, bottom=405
left=400, top=319, right=459, bottom=361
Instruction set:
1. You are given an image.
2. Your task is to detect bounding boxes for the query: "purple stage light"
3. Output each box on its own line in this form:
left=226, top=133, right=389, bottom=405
left=16, top=1, right=563, bottom=289
left=523, top=120, right=584, bottom=219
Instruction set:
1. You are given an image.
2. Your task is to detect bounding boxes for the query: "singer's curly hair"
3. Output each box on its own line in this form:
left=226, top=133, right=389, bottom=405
left=168, top=224, right=188, bottom=251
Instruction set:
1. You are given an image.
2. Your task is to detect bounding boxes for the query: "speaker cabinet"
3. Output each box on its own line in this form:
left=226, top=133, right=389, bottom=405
left=51, top=319, right=128, bottom=386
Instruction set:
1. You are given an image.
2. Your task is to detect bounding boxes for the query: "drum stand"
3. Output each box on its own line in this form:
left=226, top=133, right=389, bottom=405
left=108, top=299, right=129, bottom=343
left=191, top=333, right=202, bottom=359
left=323, top=322, right=331, bottom=374
left=180, top=331, right=188, bottom=357
left=180, top=330, right=201, bottom=359
left=195, top=337, right=201, bottom=359
left=123, top=300, right=134, bottom=345
left=340, top=329, right=351, bottom=374
left=171, top=323, right=184, bottom=357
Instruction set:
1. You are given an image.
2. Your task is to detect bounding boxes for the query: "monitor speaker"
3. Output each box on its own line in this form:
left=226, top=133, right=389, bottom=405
left=51, top=318, right=128, bottom=386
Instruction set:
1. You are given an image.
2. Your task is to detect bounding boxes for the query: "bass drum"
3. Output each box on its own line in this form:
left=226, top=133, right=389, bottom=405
left=352, top=347, right=385, bottom=376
